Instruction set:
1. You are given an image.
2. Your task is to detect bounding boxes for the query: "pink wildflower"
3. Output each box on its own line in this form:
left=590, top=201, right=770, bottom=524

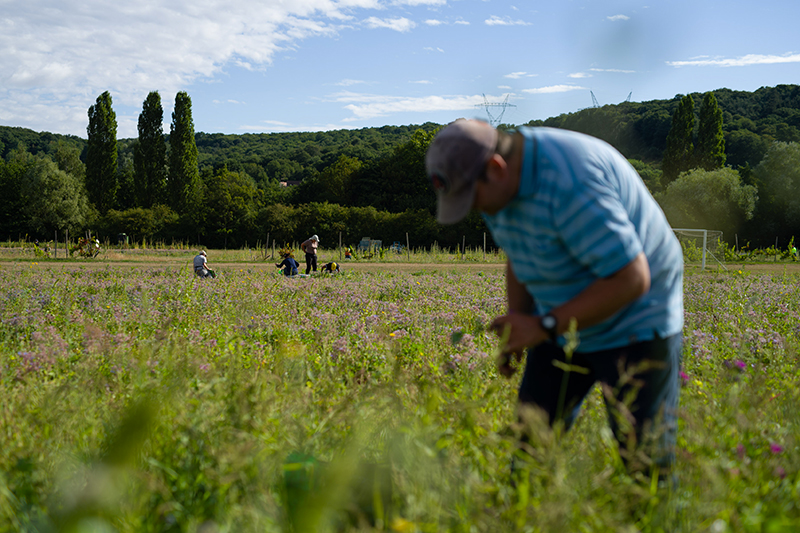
left=736, top=443, right=746, bottom=460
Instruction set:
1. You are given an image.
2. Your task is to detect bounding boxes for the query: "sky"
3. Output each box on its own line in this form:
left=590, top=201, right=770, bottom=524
left=2, top=0, right=799, bottom=140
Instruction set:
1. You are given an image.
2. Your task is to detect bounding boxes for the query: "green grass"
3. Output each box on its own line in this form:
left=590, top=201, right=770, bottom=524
left=0, top=262, right=799, bottom=532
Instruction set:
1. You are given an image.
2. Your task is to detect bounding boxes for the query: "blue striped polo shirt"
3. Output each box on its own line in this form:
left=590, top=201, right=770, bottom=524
left=483, top=127, right=683, bottom=352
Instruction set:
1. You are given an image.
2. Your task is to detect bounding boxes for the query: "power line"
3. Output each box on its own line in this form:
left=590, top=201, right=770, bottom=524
left=475, top=94, right=516, bottom=126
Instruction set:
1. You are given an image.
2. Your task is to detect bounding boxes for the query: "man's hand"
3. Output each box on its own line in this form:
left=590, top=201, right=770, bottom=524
left=490, top=312, right=548, bottom=355
left=496, top=350, right=524, bottom=378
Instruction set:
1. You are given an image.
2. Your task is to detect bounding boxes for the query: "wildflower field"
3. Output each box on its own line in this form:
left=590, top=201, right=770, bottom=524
left=1, top=257, right=799, bottom=532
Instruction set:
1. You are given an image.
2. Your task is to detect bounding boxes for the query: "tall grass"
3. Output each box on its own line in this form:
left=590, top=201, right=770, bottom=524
left=0, top=264, right=798, bottom=531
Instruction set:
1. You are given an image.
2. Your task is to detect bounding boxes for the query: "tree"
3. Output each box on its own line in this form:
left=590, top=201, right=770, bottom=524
left=201, top=166, right=259, bottom=248
left=750, top=142, right=800, bottom=242
left=627, top=159, right=662, bottom=194
left=86, top=91, right=118, bottom=214
left=695, top=92, right=726, bottom=170
left=661, top=95, right=695, bottom=186
left=100, top=205, right=179, bottom=243
left=297, top=154, right=362, bottom=205
left=116, top=150, right=136, bottom=210
left=169, top=91, right=200, bottom=215
left=21, top=155, right=92, bottom=236
left=656, top=167, right=756, bottom=241
left=134, top=91, right=168, bottom=207
left=349, top=128, right=436, bottom=213
left=0, top=146, right=28, bottom=238
left=725, top=129, right=770, bottom=172
left=54, top=140, right=86, bottom=183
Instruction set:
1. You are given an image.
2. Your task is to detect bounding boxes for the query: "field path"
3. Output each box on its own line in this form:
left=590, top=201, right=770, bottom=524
left=0, top=258, right=508, bottom=274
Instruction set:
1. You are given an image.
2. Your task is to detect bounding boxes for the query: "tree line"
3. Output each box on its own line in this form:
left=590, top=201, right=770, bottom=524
left=1, top=84, right=800, bottom=250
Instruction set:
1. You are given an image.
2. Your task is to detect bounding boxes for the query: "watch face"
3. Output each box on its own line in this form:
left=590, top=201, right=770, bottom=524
left=542, top=315, right=557, bottom=330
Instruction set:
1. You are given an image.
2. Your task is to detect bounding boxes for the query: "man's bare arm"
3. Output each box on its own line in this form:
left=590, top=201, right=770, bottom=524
left=492, top=252, right=651, bottom=354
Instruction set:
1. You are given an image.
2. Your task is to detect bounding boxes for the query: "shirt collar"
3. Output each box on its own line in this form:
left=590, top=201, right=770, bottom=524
left=517, top=127, right=537, bottom=198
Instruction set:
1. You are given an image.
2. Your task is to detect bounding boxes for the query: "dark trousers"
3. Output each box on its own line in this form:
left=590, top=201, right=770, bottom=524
left=305, top=253, right=317, bottom=274
left=518, top=333, right=682, bottom=471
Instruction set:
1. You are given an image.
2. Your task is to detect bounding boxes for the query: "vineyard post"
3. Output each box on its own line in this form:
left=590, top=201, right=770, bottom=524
left=406, top=232, right=410, bottom=261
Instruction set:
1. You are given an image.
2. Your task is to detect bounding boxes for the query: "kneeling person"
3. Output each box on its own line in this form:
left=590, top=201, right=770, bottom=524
left=320, top=261, right=340, bottom=273
left=193, top=250, right=216, bottom=278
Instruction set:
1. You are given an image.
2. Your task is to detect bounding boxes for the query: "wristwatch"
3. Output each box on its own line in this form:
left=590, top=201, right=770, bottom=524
left=540, top=313, right=558, bottom=342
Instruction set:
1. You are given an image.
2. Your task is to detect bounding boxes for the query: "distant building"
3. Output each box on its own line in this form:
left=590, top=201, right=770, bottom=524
left=279, top=180, right=301, bottom=187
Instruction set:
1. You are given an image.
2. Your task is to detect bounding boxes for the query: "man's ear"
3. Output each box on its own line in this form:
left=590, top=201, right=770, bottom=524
left=484, top=153, right=507, bottom=183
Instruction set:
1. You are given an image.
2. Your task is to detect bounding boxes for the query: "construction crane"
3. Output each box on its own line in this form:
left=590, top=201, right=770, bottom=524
left=624, top=91, right=632, bottom=102
left=475, top=94, right=516, bottom=126
left=590, top=91, right=600, bottom=108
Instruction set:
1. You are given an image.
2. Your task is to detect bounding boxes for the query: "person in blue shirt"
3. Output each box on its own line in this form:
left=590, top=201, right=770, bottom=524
left=426, top=119, right=683, bottom=481
left=276, top=252, right=299, bottom=277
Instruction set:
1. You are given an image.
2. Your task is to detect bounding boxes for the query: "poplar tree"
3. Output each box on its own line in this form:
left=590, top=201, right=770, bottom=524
left=134, top=91, right=167, bottom=207
left=86, top=91, right=118, bottom=214
left=695, top=92, right=726, bottom=171
left=168, top=91, right=200, bottom=215
left=661, top=94, right=695, bottom=186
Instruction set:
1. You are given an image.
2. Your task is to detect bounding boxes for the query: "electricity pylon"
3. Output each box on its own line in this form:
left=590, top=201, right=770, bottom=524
left=475, top=94, right=516, bottom=126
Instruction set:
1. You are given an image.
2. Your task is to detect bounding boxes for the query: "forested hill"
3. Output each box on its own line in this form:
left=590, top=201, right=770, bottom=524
left=2, top=84, right=798, bottom=187
left=523, top=84, right=800, bottom=170
left=193, top=123, right=441, bottom=186
left=2, top=84, right=800, bottom=249
left=0, top=122, right=441, bottom=190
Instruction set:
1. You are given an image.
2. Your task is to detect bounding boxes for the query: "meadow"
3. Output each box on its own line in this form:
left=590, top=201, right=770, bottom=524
left=1, top=250, right=799, bottom=532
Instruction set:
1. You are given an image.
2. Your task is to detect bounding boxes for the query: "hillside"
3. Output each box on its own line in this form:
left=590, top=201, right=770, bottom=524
left=3, top=84, right=799, bottom=188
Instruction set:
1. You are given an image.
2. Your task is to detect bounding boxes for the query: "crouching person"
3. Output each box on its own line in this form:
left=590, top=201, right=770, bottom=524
left=276, top=252, right=300, bottom=277
left=193, top=250, right=216, bottom=278
left=426, top=119, right=684, bottom=484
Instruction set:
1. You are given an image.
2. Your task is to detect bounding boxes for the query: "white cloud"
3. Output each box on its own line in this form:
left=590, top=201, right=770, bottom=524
left=522, top=85, right=586, bottom=94
left=568, top=72, right=592, bottom=78
left=261, top=119, right=292, bottom=127
left=667, top=53, right=800, bottom=67
left=394, top=0, right=447, bottom=5
left=335, top=79, right=366, bottom=86
left=363, top=17, right=416, bottom=32
left=607, top=14, right=630, bottom=21
left=0, top=0, right=386, bottom=136
left=423, top=47, right=445, bottom=53
left=497, top=85, right=512, bottom=90
left=241, top=120, right=343, bottom=133
left=329, top=91, right=485, bottom=120
left=589, top=68, right=635, bottom=73
left=504, top=72, right=535, bottom=79
left=485, top=16, right=531, bottom=26
left=454, top=19, right=470, bottom=25
left=410, top=80, right=433, bottom=84
left=425, top=19, right=445, bottom=26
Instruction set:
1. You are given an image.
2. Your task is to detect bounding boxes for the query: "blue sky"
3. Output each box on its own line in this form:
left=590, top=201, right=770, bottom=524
left=2, top=0, right=799, bottom=139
